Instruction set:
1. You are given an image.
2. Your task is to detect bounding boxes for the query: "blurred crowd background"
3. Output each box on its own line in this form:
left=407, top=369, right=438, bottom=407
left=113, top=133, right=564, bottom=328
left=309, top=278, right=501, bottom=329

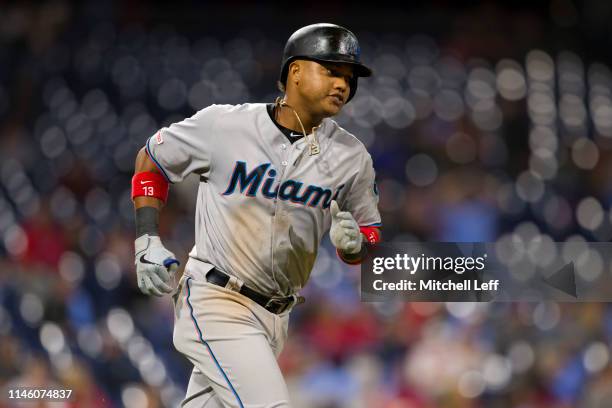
left=2, top=1, right=612, bottom=407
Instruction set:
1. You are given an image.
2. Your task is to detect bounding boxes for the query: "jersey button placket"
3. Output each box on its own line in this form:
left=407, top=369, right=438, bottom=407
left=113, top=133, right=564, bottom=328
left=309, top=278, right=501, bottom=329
left=271, top=140, right=293, bottom=293
left=280, top=141, right=292, bottom=168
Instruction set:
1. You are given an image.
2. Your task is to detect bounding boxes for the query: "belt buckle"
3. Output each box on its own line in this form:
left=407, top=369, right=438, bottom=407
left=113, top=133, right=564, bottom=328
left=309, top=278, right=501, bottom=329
left=265, top=298, right=287, bottom=314
left=265, top=297, right=290, bottom=314
left=265, top=294, right=305, bottom=314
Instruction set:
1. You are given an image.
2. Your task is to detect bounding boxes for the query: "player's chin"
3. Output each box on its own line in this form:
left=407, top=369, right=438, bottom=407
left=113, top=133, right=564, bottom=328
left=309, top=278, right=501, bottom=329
left=322, top=98, right=344, bottom=116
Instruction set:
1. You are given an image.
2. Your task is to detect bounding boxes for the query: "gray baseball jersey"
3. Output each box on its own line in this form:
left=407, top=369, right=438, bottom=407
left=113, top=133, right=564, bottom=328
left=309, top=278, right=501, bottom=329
left=146, top=103, right=381, bottom=297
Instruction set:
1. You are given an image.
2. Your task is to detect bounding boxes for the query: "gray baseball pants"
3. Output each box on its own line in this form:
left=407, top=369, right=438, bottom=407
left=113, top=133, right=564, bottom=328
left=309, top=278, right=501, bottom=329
left=172, top=269, right=292, bottom=407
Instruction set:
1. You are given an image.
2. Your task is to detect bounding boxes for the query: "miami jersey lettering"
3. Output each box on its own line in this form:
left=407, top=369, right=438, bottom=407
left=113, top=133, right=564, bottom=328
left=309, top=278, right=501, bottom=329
left=222, top=161, right=345, bottom=208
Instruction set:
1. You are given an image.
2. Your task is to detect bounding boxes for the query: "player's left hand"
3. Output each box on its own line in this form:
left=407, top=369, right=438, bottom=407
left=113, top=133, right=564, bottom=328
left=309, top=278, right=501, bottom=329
left=330, top=200, right=362, bottom=254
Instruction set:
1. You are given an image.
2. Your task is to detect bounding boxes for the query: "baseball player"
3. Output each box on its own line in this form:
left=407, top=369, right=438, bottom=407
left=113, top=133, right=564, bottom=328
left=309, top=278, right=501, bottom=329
left=132, top=23, right=381, bottom=407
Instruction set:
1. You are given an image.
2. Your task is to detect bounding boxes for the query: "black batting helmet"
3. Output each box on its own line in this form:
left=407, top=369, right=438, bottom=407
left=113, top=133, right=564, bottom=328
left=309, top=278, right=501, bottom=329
left=279, top=23, right=372, bottom=102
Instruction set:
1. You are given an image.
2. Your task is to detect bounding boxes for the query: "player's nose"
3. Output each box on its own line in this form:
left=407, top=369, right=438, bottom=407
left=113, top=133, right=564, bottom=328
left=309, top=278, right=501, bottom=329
left=332, top=77, right=350, bottom=100
left=334, top=76, right=348, bottom=91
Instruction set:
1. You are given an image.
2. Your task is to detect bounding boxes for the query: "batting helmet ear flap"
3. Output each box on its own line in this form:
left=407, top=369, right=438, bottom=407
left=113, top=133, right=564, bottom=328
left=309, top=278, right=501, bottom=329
left=279, top=23, right=372, bottom=103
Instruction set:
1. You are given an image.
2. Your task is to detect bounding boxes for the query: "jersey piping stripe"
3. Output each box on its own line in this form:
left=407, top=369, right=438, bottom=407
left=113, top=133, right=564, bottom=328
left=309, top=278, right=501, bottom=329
left=145, top=136, right=172, bottom=183
left=184, top=277, right=244, bottom=407
left=361, top=222, right=382, bottom=227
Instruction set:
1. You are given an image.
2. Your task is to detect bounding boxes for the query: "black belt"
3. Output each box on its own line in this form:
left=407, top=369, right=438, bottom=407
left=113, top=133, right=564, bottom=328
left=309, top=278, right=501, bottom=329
left=205, top=268, right=304, bottom=314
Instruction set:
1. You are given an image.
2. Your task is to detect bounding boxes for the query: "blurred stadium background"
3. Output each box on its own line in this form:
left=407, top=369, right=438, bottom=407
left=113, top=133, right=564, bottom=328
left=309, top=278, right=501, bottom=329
left=2, top=1, right=612, bottom=407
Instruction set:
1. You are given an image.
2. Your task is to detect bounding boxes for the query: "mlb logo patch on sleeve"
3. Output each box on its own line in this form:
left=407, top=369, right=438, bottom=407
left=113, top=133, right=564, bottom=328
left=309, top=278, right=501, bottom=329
left=156, top=131, right=164, bottom=145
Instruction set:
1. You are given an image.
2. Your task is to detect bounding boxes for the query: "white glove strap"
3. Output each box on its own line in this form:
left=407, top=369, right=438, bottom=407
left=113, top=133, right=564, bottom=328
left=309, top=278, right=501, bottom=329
left=135, top=234, right=162, bottom=255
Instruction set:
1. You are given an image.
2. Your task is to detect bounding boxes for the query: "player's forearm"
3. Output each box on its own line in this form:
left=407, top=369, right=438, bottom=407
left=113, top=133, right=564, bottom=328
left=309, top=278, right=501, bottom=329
left=133, top=147, right=168, bottom=237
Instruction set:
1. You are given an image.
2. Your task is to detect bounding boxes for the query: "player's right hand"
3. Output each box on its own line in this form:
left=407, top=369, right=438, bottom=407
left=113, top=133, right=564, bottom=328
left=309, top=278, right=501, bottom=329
left=134, top=234, right=179, bottom=296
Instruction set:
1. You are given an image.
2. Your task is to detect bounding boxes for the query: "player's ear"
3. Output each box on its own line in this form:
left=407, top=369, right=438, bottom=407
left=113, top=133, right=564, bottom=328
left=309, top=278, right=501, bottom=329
left=289, top=61, right=301, bottom=85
